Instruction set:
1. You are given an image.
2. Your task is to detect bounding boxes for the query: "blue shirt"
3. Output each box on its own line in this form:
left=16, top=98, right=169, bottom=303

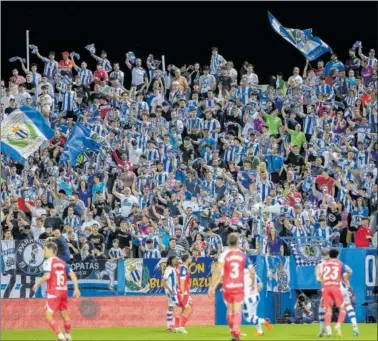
left=92, top=182, right=105, bottom=202
left=265, top=154, right=284, bottom=173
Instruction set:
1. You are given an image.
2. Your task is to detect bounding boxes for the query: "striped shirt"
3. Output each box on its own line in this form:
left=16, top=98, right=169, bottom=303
left=61, top=90, right=76, bottom=111
left=108, top=247, right=123, bottom=259
left=256, top=181, right=273, bottom=202
left=64, top=215, right=81, bottom=229
left=143, top=248, right=161, bottom=259
left=207, top=233, right=223, bottom=255
left=210, top=54, right=225, bottom=75
left=302, top=113, right=317, bottom=135
left=41, top=57, right=58, bottom=78
left=236, top=86, right=253, bottom=105
left=95, top=57, right=112, bottom=72
left=155, top=172, right=168, bottom=186
left=109, top=70, right=125, bottom=86
left=74, top=66, right=93, bottom=86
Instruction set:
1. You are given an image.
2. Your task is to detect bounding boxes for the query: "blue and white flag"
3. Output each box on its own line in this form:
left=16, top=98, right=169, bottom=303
left=85, top=44, right=96, bottom=54
left=9, top=57, right=26, bottom=63
left=290, top=241, right=323, bottom=267
left=1, top=106, right=54, bottom=163
left=265, top=256, right=291, bottom=293
left=59, top=123, right=101, bottom=167
left=29, top=44, right=39, bottom=54
left=70, top=51, right=80, bottom=60
left=268, top=12, right=333, bottom=61
left=126, top=51, right=136, bottom=65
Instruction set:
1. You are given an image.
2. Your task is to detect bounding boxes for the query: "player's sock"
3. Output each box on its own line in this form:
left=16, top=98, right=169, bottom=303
left=256, top=325, right=263, bottom=334
left=325, top=311, right=332, bottom=327
left=174, top=315, right=180, bottom=328
left=232, top=312, right=242, bottom=335
left=337, top=309, right=346, bottom=324
left=57, top=332, right=65, bottom=341
left=48, top=319, right=61, bottom=335
left=346, top=305, right=358, bottom=329
left=166, top=311, right=173, bottom=328
left=180, top=315, right=188, bottom=327
left=227, top=312, right=233, bottom=330
left=318, top=307, right=325, bottom=331
left=64, top=320, right=72, bottom=334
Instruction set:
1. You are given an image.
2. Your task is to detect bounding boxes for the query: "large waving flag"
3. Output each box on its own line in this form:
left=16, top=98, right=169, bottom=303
left=1, top=106, right=54, bottom=163
left=59, top=123, right=100, bottom=167
left=268, top=12, right=333, bottom=61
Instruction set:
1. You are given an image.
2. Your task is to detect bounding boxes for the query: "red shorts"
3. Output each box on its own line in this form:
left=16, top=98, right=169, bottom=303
left=322, top=287, right=344, bottom=309
left=45, top=296, right=68, bottom=313
left=223, top=292, right=244, bottom=305
left=178, top=294, right=192, bottom=308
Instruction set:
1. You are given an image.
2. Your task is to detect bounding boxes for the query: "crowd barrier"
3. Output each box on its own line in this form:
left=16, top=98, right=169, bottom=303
left=1, top=240, right=377, bottom=329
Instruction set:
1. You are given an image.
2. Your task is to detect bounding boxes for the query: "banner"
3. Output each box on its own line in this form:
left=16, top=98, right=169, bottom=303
left=265, top=256, right=291, bottom=293
left=124, top=257, right=213, bottom=294
left=1, top=106, right=54, bottom=163
left=268, top=12, right=333, bottom=61
left=290, top=241, right=323, bottom=267
left=1, top=240, right=120, bottom=298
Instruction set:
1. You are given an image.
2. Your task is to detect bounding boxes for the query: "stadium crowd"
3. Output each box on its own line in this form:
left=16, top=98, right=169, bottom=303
left=1, top=44, right=377, bottom=263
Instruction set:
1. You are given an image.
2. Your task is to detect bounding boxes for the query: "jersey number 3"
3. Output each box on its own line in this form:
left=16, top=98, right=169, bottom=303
left=230, top=262, right=240, bottom=279
left=323, top=265, right=339, bottom=281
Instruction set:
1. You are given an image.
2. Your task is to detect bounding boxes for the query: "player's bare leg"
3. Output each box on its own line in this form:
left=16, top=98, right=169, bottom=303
left=61, top=310, right=72, bottom=341
left=334, top=305, right=346, bottom=338
left=231, top=303, right=242, bottom=341
left=324, top=307, right=333, bottom=337
left=177, top=305, right=192, bottom=334
left=45, top=311, right=65, bottom=341
left=172, top=307, right=183, bottom=332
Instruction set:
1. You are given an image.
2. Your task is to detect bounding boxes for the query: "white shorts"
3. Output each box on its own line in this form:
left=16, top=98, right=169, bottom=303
left=243, top=294, right=260, bottom=322
left=341, top=288, right=351, bottom=305
left=167, top=293, right=179, bottom=307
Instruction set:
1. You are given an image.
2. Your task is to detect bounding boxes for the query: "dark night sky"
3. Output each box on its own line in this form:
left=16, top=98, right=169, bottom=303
left=2, top=1, right=378, bottom=85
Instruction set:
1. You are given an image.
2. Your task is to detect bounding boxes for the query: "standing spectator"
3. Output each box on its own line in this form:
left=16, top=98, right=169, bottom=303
left=350, top=217, right=373, bottom=247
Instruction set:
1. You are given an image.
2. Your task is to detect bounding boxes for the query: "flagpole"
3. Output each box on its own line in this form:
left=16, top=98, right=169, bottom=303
left=26, top=30, right=30, bottom=70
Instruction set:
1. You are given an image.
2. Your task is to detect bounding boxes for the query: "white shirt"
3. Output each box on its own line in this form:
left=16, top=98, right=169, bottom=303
left=31, top=225, right=45, bottom=240
left=1, top=94, right=15, bottom=108
left=81, top=219, right=98, bottom=232
left=15, top=91, right=31, bottom=107
left=288, top=74, right=303, bottom=86
left=36, top=82, right=54, bottom=97
left=131, top=67, right=147, bottom=86
left=128, top=145, right=143, bottom=164
left=244, top=268, right=260, bottom=297
left=163, top=266, right=178, bottom=295
left=118, top=194, right=139, bottom=217
left=246, top=73, right=259, bottom=85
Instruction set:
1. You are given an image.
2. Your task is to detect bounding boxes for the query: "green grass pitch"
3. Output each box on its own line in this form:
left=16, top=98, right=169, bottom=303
left=2, top=324, right=377, bottom=340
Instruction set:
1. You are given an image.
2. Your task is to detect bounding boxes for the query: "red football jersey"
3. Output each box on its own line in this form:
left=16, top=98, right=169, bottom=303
left=43, top=257, right=72, bottom=297
left=219, top=248, right=246, bottom=294
left=178, top=265, right=191, bottom=295
left=321, top=259, right=347, bottom=289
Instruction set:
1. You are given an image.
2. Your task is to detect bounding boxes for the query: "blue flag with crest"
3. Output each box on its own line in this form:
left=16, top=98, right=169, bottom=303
left=1, top=106, right=54, bottom=163
left=268, top=12, right=333, bottom=61
left=59, top=123, right=101, bottom=167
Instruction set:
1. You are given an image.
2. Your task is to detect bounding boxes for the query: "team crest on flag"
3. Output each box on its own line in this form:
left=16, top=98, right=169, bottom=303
left=290, top=241, right=323, bottom=267
left=265, top=256, right=291, bottom=293
left=124, top=259, right=150, bottom=293
left=1, top=107, right=54, bottom=163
